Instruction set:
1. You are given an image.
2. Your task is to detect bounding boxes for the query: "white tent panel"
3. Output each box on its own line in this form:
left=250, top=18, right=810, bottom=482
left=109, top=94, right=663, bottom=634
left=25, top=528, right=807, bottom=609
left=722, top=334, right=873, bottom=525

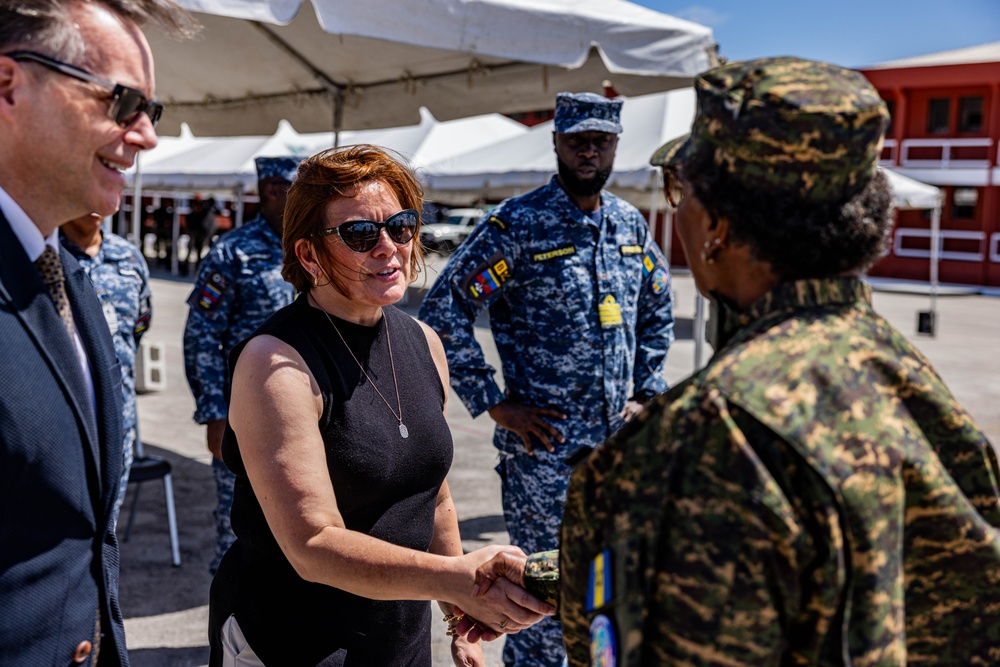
left=880, top=167, right=943, bottom=210
left=148, top=0, right=717, bottom=135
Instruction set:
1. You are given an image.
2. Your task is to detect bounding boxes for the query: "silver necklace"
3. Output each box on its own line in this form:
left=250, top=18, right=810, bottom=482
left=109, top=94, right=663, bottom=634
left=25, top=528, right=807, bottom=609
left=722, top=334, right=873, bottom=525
left=322, top=308, right=408, bottom=439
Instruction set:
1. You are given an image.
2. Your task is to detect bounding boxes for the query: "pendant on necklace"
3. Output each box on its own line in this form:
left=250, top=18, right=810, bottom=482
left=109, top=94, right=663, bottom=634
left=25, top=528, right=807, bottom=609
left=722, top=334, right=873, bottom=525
left=399, top=422, right=409, bottom=439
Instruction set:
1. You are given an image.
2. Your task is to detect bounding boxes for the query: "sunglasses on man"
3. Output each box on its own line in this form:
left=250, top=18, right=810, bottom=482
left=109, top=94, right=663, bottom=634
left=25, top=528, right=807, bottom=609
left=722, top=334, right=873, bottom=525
left=314, top=209, right=419, bottom=253
left=5, top=50, right=163, bottom=128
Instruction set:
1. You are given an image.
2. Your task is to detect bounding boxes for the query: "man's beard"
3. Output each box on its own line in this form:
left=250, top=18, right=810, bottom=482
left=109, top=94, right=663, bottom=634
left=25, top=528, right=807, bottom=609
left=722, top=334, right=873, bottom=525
left=557, top=157, right=612, bottom=198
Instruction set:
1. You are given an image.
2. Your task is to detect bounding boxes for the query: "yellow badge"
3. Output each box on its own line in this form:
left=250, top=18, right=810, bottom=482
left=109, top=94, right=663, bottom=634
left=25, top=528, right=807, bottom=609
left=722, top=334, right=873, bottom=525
left=532, top=245, right=576, bottom=262
left=619, top=244, right=643, bottom=256
left=598, top=295, right=623, bottom=328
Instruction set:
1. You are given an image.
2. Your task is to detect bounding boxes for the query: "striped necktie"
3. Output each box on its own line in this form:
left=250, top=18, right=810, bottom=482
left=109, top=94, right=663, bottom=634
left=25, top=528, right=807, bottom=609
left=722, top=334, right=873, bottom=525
left=34, top=246, right=78, bottom=337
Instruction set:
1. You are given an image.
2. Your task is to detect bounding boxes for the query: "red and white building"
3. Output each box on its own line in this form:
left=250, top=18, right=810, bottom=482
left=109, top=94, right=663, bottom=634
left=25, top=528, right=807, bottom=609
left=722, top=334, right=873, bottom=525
left=861, top=42, right=1000, bottom=288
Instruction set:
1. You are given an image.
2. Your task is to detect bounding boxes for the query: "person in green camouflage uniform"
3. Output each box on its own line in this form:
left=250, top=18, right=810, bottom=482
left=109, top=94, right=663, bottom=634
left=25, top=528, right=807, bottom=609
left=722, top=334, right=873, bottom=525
left=472, top=56, right=1000, bottom=666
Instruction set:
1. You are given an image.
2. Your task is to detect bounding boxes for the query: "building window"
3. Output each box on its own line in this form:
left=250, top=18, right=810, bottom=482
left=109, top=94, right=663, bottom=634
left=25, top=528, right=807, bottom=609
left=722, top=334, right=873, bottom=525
left=928, top=98, right=950, bottom=134
left=952, top=187, right=977, bottom=219
left=958, top=96, right=983, bottom=132
left=885, top=99, right=894, bottom=134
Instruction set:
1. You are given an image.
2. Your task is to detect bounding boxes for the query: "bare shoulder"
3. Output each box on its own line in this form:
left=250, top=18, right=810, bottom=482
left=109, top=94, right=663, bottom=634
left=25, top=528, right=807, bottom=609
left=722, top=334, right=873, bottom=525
left=234, top=334, right=316, bottom=392
left=415, top=319, right=450, bottom=396
left=416, top=319, right=446, bottom=357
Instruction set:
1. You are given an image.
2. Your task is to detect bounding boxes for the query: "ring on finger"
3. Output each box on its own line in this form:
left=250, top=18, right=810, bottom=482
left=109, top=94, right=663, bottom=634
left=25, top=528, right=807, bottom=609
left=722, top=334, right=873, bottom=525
left=499, top=619, right=507, bottom=630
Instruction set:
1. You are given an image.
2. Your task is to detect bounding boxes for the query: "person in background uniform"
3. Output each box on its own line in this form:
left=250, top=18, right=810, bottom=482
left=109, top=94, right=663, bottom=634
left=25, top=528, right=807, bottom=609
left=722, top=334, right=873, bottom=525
left=184, top=194, right=218, bottom=274
left=62, top=213, right=152, bottom=528
left=473, top=57, right=1000, bottom=666
left=183, top=156, right=300, bottom=574
left=419, top=92, right=675, bottom=666
left=0, top=1, right=192, bottom=664
left=152, top=201, right=174, bottom=268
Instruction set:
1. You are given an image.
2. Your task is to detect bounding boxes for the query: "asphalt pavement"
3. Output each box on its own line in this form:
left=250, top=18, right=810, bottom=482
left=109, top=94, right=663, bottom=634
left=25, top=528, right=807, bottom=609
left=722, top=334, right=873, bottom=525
left=119, top=251, right=1000, bottom=666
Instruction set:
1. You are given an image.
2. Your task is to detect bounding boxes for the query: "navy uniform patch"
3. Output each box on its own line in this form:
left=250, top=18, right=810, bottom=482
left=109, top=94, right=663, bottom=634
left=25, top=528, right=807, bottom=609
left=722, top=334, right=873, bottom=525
left=589, top=614, right=618, bottom=667
left=641, top=249, right=657, bottom=275
left=134, top=308, right=151, bottom=336
left=598, top=295, right=623, bottom=328
left=462, top=252, right=511, bottom=302
left=488, top=215, right=509, bottom=232
left=192, top=271, right=232, bottom=312
left=532, top=245, right=576, bottom=262
left=651, top=267, right=669, bottom=295
left=619, top=244, right=643, bottom=256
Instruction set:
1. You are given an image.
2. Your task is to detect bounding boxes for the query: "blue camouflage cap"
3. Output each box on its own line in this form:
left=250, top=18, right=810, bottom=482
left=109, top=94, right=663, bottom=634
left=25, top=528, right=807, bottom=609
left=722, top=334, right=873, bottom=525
left=554, top=92, right=623, bottom=134
left=650, top=57, right=890, bottom=203
left=255, top=156, right=302, bottom=183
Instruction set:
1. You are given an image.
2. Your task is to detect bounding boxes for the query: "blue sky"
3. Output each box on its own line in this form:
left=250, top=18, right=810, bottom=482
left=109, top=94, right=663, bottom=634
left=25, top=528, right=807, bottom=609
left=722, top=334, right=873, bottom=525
left=632, top=0, right=1000, bottom=68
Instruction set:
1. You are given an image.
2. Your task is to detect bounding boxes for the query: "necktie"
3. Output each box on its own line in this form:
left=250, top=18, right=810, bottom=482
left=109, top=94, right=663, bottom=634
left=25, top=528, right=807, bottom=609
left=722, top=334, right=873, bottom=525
left=34, top=246, right=78, bottom=338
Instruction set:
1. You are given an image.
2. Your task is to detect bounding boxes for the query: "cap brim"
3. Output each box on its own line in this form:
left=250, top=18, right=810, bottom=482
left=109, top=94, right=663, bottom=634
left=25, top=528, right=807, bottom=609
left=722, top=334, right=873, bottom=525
left=556, top=119, right=623, bottom=135
left=649, top=135, right=690, bottom=168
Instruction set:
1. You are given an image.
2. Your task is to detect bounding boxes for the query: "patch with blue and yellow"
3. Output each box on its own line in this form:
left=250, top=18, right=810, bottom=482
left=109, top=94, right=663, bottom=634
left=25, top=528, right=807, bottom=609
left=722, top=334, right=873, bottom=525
left=192, top=271, right=232, bottom=312
left=462, top=252, right=512, bottom=302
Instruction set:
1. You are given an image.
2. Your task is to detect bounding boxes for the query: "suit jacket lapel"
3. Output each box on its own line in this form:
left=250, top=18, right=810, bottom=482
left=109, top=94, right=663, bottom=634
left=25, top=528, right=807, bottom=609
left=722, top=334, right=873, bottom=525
left=0, top=213, right=104, bottom=496
left=62, top=251, right=104, bottom=480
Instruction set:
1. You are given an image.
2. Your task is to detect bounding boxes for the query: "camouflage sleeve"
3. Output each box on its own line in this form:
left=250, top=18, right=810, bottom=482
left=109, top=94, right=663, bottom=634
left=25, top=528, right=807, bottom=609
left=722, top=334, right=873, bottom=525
left=183, top=247, right=237, bottom=424
left=523, top=550, right=559, bottom=609
left=418, top=218, right=510, bottom=417
left=560, top=383, right=816, bottom=665
left=632, top=231, right=674, bottom=399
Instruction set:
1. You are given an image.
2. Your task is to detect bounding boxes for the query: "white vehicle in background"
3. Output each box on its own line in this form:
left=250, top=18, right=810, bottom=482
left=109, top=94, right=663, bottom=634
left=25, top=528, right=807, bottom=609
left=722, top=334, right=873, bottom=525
left=419, top=207, right=487, bottom=252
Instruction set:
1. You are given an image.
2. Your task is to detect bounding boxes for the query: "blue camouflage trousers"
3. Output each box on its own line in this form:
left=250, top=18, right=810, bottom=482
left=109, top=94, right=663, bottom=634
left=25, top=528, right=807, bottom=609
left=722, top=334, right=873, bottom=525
left=496, top=447, right=574, bottom=667
left=211, top=457, right=237, bottom=575
left=110, top=426, right=136, bottom=530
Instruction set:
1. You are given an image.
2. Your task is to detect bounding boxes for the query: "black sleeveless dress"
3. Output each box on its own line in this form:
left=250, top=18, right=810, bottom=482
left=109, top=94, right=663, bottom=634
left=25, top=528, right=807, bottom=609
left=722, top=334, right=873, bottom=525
left=210, top=296, right=454, bottom=667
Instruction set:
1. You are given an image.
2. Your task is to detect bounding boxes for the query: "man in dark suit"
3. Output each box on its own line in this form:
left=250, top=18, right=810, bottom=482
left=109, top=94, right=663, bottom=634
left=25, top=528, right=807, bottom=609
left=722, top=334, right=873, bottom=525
left=0, top=1, right=191, bottom=664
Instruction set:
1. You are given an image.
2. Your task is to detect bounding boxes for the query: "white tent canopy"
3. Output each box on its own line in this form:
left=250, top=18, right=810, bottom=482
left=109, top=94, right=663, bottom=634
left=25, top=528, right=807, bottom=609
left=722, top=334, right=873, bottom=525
left=423, top=92, right=946, bottom=215
left=881, top=167, right=942, bottom=210
left=131, top=109, right=529, bottom=192
left=422, top=87, right=697, bottom=204
left=148, top=0, right=717, bottom=136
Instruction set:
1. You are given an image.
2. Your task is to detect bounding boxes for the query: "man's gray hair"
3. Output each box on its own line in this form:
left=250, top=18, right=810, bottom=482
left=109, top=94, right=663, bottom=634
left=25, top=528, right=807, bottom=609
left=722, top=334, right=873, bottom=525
left=0, top=0, right=196, bottom=62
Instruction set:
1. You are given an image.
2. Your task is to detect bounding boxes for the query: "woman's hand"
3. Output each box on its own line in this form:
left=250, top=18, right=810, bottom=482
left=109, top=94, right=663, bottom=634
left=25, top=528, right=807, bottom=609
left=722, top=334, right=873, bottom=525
left=448, top=546, right=555, bottom=636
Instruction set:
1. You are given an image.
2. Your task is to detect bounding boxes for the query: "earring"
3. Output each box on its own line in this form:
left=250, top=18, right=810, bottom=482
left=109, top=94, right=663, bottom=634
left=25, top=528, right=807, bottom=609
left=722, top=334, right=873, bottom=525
left=701, top=237, right=723, bottom=264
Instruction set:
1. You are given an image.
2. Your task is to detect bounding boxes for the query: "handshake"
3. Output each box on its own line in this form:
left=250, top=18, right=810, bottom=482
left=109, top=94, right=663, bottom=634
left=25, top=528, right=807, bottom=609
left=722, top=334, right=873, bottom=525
left=446, top=546, right=561, bottom=643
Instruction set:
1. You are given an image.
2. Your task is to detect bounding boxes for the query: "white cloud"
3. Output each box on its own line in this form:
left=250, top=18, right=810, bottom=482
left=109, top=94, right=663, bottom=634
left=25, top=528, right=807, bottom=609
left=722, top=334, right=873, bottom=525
left=675, top=5, right=730, bottom=27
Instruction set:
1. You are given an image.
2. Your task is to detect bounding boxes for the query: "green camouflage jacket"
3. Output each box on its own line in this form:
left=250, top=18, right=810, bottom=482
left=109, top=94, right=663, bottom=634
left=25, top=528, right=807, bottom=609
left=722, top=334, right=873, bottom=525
left=550, top=277, right=1000, bottom=666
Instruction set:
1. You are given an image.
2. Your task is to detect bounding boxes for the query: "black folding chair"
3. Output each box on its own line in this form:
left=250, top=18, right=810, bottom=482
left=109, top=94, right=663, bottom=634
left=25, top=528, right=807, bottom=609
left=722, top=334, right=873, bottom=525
left=123, top=440, right=181, bottom=567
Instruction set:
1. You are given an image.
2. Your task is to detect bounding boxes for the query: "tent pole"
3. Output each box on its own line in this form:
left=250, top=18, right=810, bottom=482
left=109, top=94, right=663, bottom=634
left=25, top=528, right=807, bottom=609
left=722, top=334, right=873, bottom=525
left=171, top=199, right=182, bottom=277
left=929, top=201, right=942, bottom=337
left=234, top=184, right=245, bottom=229
left=693, top=292, right=706, bottom=370
left=130, top=151, right=143, bottom=246
left=333, top=88, right=344, bottom=148
left=647, top=175, right=661, bottom=247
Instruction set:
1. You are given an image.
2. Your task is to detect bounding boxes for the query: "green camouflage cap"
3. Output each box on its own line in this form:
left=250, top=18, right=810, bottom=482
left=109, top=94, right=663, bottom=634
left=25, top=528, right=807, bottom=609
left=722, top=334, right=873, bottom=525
left=650, top=57, right=890, bottom=202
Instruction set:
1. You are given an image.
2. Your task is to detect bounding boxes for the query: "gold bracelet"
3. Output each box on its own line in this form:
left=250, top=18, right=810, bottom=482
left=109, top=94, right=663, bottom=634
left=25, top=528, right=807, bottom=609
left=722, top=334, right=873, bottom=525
left=443, top=613, right=465, bottom=637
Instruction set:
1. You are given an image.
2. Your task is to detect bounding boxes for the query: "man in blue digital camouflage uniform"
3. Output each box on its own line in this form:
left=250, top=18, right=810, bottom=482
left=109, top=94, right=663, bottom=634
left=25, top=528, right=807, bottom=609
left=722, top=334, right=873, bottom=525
left=62, top=213, right=152, bottom=529
left=183, top=156, right=300, bottom=574
left=419, top=92, right=675, bottom=666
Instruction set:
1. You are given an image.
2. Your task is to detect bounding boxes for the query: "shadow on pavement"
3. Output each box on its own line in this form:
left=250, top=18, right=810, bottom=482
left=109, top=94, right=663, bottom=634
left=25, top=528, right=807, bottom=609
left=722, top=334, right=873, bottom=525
left=127, top=646, right=210, bottom=667
left=118, top=444, right=215, bottom=617
left=458, top=514, right=508, bottom=542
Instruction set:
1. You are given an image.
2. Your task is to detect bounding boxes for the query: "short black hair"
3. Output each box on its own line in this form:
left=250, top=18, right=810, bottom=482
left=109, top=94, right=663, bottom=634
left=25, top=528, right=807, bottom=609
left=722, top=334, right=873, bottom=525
left=682, top=146, right=894, bottom=280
